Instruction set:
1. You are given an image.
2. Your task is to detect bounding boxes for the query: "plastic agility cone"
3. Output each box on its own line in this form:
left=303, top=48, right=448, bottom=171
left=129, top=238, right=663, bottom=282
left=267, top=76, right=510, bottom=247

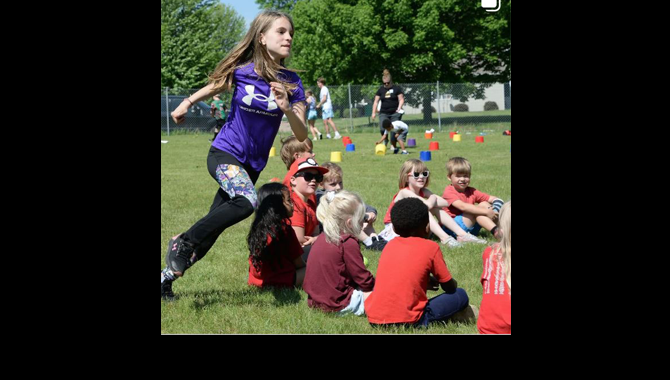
left=342, top=137, right=352, bottom=147
left=420, top=151, right=432, bottom=161
left=269, top=147, right=276, bottom=157
left=424, top=132, right=433, bottom=139
left=407, top=138, right=417, bottom=147
left=429, top=141, right=440, bottom=151
left=330, top=151, right=342, bottom=162
left=453, top=134, right=462, bottom=142
left=375, top=144, right=386, bottom=156
left=475, top=136, right=484, bottom=143
left=449, top=132, right=457, bottom=139
left=346, top=143, right=355, bottom=152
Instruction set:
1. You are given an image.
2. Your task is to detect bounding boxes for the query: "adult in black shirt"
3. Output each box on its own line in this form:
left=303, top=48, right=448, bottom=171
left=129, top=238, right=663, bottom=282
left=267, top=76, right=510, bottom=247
left=371, top=70, right=405, bottom=146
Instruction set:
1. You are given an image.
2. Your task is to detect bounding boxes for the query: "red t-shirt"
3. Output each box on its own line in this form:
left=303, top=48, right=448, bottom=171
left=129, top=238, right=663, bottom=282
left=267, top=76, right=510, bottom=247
left=290, top=191, right=318, bottom=237
left=383, top=188, right=426, bottom=225
left=365, top=236, right=452, bottom=324
left=248, top=223, right=303, bottom=288
left=477, top=246, right=511, bottom=334
left=442, top=185, right=490, bottom=218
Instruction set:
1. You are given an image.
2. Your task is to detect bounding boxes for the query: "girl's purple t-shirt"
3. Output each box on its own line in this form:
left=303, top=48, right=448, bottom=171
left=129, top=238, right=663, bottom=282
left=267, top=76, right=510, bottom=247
left=212, top=62, right=305, bottom=172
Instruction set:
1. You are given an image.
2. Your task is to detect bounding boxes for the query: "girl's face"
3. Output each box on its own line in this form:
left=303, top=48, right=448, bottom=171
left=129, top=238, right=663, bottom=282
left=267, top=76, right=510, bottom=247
left=407, top=167, right=429, bottom=188
left=282, top=189, right=294, bottom=217
left=260, top=17, right=293, bottom=63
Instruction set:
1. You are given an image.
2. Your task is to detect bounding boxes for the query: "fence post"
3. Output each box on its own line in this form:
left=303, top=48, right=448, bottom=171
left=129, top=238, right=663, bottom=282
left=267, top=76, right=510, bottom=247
left=436, top=81, right=442, bottom=132
left=165, top=87, right=170, bottom=136
left=348, top=83, right=353, bottom=133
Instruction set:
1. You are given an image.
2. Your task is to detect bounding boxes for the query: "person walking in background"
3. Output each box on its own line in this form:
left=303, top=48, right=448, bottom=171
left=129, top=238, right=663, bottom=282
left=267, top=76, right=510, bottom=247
left=161, top=10, right=307, bottom=301
left=305, top=90, right=322, bottom=140
left=316, top=77, right=341, bottom=139
left=371, top=69, right=404, bottom=146
left=210, top=94, right=227, bottom=141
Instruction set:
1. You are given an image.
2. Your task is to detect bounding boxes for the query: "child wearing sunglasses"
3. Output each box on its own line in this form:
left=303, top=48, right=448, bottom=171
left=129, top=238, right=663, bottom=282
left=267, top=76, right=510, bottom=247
left=288, top=158, right=329, bottom=261
left=378, top=159, right=486, bottom=247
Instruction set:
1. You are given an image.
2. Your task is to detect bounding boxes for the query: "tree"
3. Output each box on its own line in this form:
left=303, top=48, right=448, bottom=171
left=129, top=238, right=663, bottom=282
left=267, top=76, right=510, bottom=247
left=289, top=0, right=510, bottom=121
left=254, top=0, right=300, bottom=12
left=161, top=0, right=245, bottom=90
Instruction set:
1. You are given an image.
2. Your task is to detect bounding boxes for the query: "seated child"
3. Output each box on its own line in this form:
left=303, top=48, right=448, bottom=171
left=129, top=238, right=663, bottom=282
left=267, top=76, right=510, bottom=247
left=280, top=135, right=315, bottom=183
left=378, top=159, right=486, bottom=247
left=442, top=157, right=505, bottom=240
left=303, top=190, right=375, bottom=316
left=375, top=119, right=409, bottom=154
left=247, top=183, right=306, bottom=288
left=287, top=158, right=329, bottom=261
left=365, top=198, right=477, bottom=327
left=315, top=162, right=387, bottom=251
left=478, top=201, right=511, bottom=334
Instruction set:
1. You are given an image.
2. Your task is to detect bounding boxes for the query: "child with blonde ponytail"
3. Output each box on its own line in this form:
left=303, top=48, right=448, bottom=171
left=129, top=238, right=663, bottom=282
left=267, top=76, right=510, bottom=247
left=477, top=201, right=511, bottom=334
left=303, top=190, right=375, bottom=315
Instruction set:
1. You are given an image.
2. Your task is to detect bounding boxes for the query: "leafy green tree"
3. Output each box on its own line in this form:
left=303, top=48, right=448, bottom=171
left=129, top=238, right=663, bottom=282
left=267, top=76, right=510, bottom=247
left=289, top=0, right=510, bottom=121
left=161, top=0, right=245, bottom=91
left=254, top=0, right=300, bottom=12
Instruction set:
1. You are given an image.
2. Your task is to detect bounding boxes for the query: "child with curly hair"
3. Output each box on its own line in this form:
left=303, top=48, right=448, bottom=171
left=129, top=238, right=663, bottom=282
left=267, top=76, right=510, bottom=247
left=247, top=183, right=306, bottom=288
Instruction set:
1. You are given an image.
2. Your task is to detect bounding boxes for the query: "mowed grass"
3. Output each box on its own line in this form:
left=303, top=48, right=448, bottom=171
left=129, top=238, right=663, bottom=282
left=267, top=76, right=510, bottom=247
left=161, top=124, right=511, bottom=334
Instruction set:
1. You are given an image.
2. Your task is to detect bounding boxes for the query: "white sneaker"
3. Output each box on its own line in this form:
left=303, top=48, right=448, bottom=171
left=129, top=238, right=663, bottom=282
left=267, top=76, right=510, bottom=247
left=334, top=133, right=342, bottom=139
left=442, top=236, right=463, bottom=248
left=326, top=134, right=332, bottom=139
left=458, top=233, right=487, bottom=244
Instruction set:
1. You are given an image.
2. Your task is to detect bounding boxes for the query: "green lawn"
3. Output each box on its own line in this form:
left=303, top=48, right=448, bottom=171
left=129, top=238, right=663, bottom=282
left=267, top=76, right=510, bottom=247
left=161, top=125, right=511, bottom=334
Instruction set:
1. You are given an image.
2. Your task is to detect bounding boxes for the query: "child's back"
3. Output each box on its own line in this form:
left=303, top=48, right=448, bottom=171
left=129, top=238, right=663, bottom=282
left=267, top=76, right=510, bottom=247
left=365, top=236, right=450, bottom=324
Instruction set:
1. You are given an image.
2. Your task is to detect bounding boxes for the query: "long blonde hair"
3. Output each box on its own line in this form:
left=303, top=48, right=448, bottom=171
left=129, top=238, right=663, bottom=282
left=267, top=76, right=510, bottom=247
left=496, top=201, right=511, bottom=289
left=208, top=10, right=298, bottom=94
left=398, top=159, right=430, bottom=189
left=317, top=190, right=366, bottom=245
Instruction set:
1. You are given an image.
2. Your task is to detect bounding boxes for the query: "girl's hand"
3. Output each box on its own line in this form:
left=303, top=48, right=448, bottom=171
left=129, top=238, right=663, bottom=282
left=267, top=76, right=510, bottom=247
left=302, top=235, right=318, bottom=247
left=171, top=101, right=190, bottom=124
left=270, top=82, right=291, bottom=113
left=365, top=212, right=377, bottom=224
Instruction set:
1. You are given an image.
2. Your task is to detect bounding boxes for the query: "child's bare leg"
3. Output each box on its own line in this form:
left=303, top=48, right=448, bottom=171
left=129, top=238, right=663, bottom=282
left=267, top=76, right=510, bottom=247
left=363, top=223, right=377, bottom=238
left=329, top=119, right=339, bottom=133
left=295, top=267, right=306, bottom=287
left=435, top=209, right=468, bottom=237
left=429, top=212, right=454, bottom=243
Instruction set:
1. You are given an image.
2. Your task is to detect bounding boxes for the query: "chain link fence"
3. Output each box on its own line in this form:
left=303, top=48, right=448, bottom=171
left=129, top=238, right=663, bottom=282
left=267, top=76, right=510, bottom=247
left=161, top=82, right=510, bottom=135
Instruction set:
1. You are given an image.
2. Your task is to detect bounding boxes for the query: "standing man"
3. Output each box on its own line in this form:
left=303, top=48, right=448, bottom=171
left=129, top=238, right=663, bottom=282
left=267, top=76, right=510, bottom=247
left=371, top=69, right=404, bottom=146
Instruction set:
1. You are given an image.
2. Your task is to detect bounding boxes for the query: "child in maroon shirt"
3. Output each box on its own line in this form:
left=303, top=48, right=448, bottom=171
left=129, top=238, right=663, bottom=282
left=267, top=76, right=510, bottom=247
left=303, top=190, right=375, bottom=315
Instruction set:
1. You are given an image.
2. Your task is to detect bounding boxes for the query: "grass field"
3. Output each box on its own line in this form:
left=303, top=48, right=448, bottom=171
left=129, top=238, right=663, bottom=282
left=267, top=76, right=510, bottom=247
left=161, top=123, right=511, bottom=334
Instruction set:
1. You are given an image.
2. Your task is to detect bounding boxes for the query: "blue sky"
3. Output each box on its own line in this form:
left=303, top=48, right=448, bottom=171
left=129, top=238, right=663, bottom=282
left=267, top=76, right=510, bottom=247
left=219, top=0, right=262, bottom=29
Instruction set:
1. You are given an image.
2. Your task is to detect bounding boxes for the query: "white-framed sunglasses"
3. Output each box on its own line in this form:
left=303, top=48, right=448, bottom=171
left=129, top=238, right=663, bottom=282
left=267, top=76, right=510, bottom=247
left=411, top=170, right=430, bottom=179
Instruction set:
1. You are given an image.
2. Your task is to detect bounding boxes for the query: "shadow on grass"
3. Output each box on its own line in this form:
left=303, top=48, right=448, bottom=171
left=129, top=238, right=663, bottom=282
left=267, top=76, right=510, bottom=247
left=184, top=286, right=303, bottom=311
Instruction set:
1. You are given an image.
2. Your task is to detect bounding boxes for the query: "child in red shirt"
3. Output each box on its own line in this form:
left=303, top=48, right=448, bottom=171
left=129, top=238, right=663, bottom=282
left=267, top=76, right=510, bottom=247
left=247, top=183, right=306, bottom=288
left=378, top=159, right=485, bottom=247
left=442, top=157, right=505, bottom=240
left=478, top=201, right=511, bottom=334
left=303, top=190, right=375, bottom=315
left=287, top=158, right=329, bottom=261
left=365, top=198, right=477, bottom=327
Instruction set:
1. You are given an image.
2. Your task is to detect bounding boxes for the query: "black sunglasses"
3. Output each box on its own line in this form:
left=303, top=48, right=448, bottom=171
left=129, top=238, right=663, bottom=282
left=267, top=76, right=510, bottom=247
left=294, top=171, right=324, bottom=182
left=384, top=82, right=390, bottom=85
left=411, top=171, right=430, bottom=179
